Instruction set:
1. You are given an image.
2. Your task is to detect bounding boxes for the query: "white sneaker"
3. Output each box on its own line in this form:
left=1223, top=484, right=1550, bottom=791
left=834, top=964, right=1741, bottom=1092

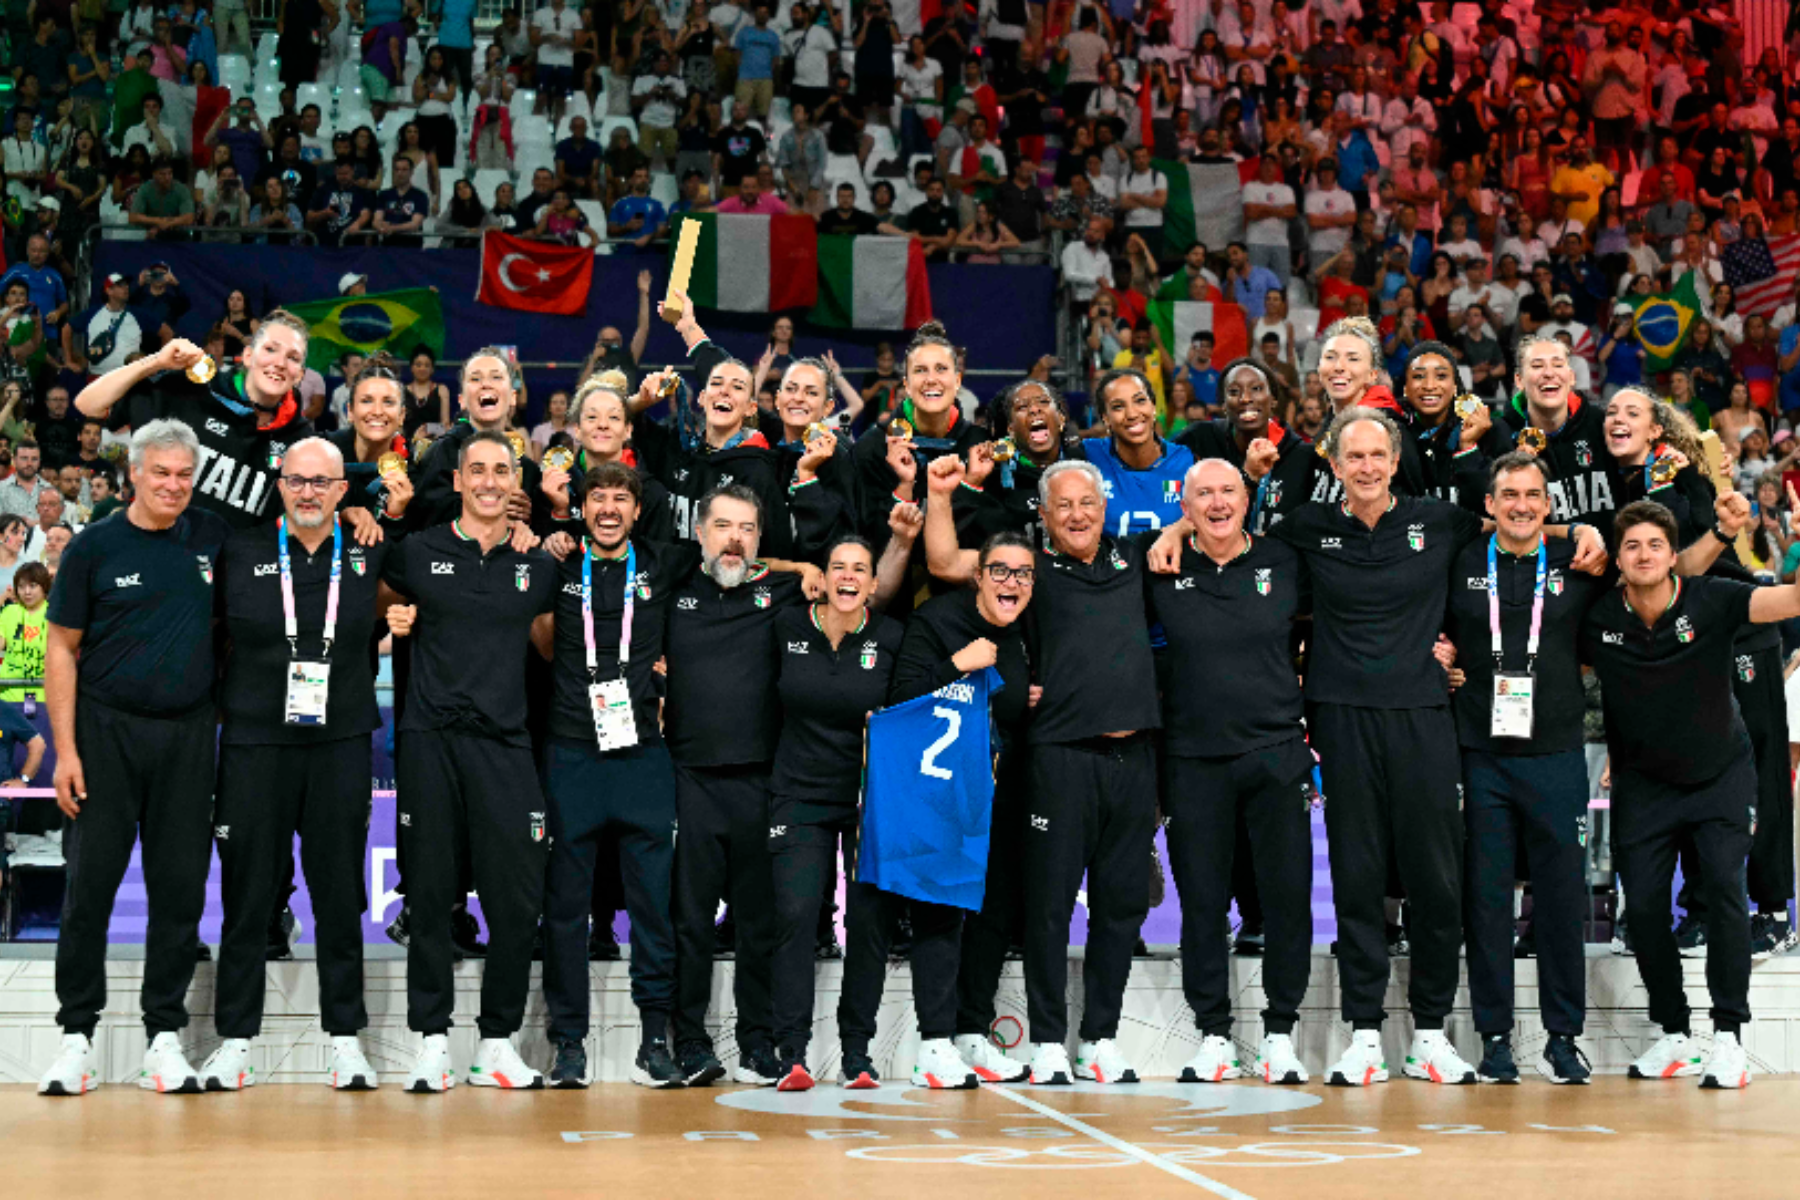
left=913, top=1038, right=978, bottom=1089
left=1700, top=1032, right=1751, bottom=1090
left=1628, top=1032, right=1704, bottom=1080
left=954, top=1033, right=1028, bottom=1083
left=1326, top=1030, right=1389, bottom=1087
left=467, top=1037, right=545, bottom=1089
left=406, top=1034, right=458, bottom=1093
left=1178, top=1034, right=1243, bottom=1083
left=1029, top=1041, right=1072, bottom=1085
left=200, top=1037, right=257, bottom=1091
left=37, top=1033, right=99, bottom=1096
left=139, top=1032, right=202, bottom=1094
left=1255, top=1032, right=1310, bottom=1085
left=1402, top=1030, right=1477, bottom=1084
left=1073, top=1038, right=1139, bottom=1083
left=328, top=1036, right=379, bottom=1091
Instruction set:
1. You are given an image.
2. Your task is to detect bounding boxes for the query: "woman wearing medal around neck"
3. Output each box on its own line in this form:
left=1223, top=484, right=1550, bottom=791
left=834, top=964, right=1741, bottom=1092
left=764, top=534, right=908, bottom=1091
left=1600, top=388, right=1713, bottom=539
left=1401, top=340, right=1510, bottom=514
left=539, top=371, right=677, bottom=545
left=769, top=356, right=863, bottom=563
left=1177, top=357, right=1312, bottom=533
left=326, top=355, right=416, bottom=522
left=850, top=320, right=986, bottom=618
left=955, top=378, right=1081, bottom=549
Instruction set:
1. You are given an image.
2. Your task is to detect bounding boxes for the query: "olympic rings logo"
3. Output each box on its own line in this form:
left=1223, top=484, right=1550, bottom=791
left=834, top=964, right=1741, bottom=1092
left=846, top=1141, right=1422, bottom=1170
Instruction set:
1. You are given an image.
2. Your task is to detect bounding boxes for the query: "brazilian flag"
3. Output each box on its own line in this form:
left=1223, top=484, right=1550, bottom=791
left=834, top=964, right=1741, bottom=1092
left=1629, top=271, right=1702, bottom=373
left=282, top=288, right=446, bottom=375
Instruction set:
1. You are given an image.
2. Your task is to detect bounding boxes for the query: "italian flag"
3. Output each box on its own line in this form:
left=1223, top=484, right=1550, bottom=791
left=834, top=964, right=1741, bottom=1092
left=810, top=236, right=934, bottom=331
left=1155, top=156, right=1262, bottom=257
left=1148, top=300, right=1248, bottom=365
left=669, top=212, right=819, bottom=311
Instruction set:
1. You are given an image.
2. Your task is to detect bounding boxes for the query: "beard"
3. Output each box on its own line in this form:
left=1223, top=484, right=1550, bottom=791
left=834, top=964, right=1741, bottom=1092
left=292, top=507, right=329, bottom=529
left=704, top=550, right=751, bottom=589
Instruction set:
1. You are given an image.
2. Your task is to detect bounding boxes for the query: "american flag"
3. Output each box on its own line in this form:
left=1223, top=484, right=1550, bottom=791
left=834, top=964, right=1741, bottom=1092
left=1722, top=234, right=1800, bottom=318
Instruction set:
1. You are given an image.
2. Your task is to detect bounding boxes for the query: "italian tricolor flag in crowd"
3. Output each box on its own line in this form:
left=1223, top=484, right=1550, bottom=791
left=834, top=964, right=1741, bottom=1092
left=1155, top=157, right=1262, bottom=256
left=670, top=212, right=819, bottom=311
left=1148, top=300, right=1248, bottom=365
left=810, top=236, right=933, bottom=331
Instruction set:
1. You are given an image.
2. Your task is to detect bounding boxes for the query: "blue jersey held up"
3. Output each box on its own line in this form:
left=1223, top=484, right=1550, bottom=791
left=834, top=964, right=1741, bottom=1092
left=1082, top=436, right=1194, bottom=536
left=859, top=666, right=1002, bottom=912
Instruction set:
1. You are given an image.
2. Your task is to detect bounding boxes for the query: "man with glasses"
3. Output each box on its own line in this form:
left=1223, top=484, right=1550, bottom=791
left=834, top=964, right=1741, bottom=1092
left=200, top=438, right=393, bottom=1093
left=37, top=419, right=232, bottom=1097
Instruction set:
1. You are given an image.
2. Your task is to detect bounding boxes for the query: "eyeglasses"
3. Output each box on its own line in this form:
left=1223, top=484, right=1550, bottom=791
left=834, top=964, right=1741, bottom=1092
left=983, top=563, right=1036, bottom=585
left=280, top=475, right=344, bottom=493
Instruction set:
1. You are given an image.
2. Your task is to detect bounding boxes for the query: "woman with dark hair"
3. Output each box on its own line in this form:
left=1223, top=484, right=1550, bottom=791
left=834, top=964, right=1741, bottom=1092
left=404, top=347, right=452, bottom=438
left=1177, top=355, right=1318, bottom=532
left=1419, top=251, right=1458, bottom=335
left=437, top=177, right=488, bottom=242
left=54, top=128, right=107, bottom=249
left=349, top=125, right=384, bottom=190
left=1400, top=339, right=1507, bottom=511
left=216, top=289, right=259, bottom=360
left=1676, top=318, right=1733, bottom=412
left=325, top=355, right=415, bottom=517
left=412, top=45, right=461, bottom=169
left=958, top=377, right=1081, bottom=547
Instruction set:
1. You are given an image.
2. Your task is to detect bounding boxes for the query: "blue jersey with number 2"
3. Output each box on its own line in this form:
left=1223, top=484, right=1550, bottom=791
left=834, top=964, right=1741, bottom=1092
left=859, top=666, right=1002, bottom=912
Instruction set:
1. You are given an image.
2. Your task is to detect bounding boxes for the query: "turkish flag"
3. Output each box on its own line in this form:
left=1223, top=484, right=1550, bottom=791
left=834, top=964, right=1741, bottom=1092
left=476, top=230, right=594, bottom=315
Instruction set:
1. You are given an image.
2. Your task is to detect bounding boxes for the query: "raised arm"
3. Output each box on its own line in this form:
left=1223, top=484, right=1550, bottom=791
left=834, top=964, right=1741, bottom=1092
left=924, top=456, right=980, bottom=583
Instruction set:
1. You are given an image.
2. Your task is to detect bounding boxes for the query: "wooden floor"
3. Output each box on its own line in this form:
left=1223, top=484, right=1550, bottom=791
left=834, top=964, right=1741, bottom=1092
left=8, top=1076, right=1797, bottom=1198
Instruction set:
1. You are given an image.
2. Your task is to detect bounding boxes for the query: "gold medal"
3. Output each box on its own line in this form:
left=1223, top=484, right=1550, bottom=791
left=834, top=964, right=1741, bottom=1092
left=1315, top=436, right=1330, bottom=459
left=890, top=417, right=914, bottom=440
left=505, top=430, right=528, bottom=460
left=1517, top=427, right=1548, bottom=454
left=990, top=436, right=1017, bottom=463
left=412, top=432, right=435, bottom=461
left=1649, top=456, right=1679, bottom=486
left=376, top=451, right=404, bottom=477
left=1453, top=394, right=1483, bottom=421
left=543, top=445, right=576, bottom=472
left=185, top=355, right=217, bottom=384
left=656, top=372, right=681, bottom=402
left=803, top=421, right=830, bottom=444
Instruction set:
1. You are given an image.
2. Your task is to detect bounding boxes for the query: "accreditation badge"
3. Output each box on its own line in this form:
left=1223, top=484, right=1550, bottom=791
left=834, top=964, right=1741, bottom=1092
left=284, top=660, right=332, bottom=725
left=590, top=678, right=639, bottom=752
left=1490, top=671, right=1535, bottom=740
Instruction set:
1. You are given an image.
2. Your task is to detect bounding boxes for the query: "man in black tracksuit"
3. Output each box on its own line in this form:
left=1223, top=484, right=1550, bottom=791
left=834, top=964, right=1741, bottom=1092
left=380, top=432, right=556, bottom=1092
left=1270, top=407, right=1488, bottom=1087
left=535, top=462, right=699, bottom=1089
left=1445, top=452, right=1610, bottom=1085
left=1148, top=459, right=1315, bottom=1086
left=207, top=437, right=390, bottom=1092
left=926, top=455, right=1160, bottom=1086
left=663, top=482, right=805, bottom=1087
left=39, top=418, right=231, bottom=1097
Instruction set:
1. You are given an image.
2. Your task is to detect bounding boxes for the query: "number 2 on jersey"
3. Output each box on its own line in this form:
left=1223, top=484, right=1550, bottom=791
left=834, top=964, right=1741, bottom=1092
left=919, top=706, right=962, bottom=780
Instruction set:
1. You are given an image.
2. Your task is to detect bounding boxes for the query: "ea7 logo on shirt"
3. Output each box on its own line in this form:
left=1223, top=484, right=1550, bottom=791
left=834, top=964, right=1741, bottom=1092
left=1255, top=567, right=1272, bottom=595
left=214, top=824, right=230, bottom=841
left=254, top=562, right=278, bottom=577
left=677, top=596, right=698, bottom=610
left=1738, top=654, right=1756, bottom=682
left=1174, top=577, right=1195, bottom=590
left=786, top=641, right=810, bottom=654
left=1602, top=631, right=1623, bottom=644
left=769, top=825, right=788, bottom=839
left=514, top=564, right=532, bottom=592
left=1675, top=615, right=1694, bottom=644
left=114, top=573, right=142, bottom=588
left=1407, top=524, right=1426, bottom=552
left=562, top=581, right=583, bottom=596
left=1319, top=537, right=1342, bottom=550
left=1467, top=576, right=1489, bottom=590
left=1030, top=814, right=1049, bottom=831
left=431, top=561, right=455, bottom=575
left=205, top=418, right=230, bottom=436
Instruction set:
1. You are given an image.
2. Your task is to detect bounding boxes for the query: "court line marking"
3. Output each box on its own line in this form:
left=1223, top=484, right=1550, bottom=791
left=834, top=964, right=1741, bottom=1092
left=984, top=1085, right=1258, bottom=1200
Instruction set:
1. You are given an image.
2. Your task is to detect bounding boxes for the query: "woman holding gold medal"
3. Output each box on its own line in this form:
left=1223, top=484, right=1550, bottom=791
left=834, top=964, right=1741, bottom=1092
left=1399, top=340, right=1510, bottom=514
left=538, top=370, right=676, bottom=545
left=325, top=355, right=416, bottom=524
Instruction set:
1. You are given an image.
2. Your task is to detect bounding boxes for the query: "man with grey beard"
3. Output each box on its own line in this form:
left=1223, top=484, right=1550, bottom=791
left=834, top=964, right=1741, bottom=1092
left=661, top=484, right=806, bottom=1088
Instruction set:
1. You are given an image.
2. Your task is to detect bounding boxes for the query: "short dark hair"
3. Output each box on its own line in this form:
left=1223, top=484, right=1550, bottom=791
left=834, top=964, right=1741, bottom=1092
left=1486, top=451, right=1549, bottom=495
left=978, top=530, right=1034, bottom=566
left=697, top=482, right=763, bottom=530
left=579, top=460, right=642, bottom=507
left=12, top=561, right=49, bottom=595
left=1613, top=499, right=1679, bottom=549
left=823, top=534, right=876, bottom=566
left=15, top=439, right=38, bottom=454
left=458, top=429, right=517, bottom=470
left=1094, top=366, right=1153, bottom=408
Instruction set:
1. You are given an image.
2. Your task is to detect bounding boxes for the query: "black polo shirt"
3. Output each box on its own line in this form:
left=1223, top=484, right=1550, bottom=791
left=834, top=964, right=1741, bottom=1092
left=381, top=521, right=556, bottom=746
left=546, top=538, right=699, bottom=748
left=663, top=564, right=805, bottom=768
left=1581, top=576, right=1756, bottom=785
left=47, top=506, right=232, bottom=717
left=890, top=587, right=1032, bottom=745
left=907, top=199, right=959, bottom=239
left=216, top=518, right=389, bottom=744
left=771, top=605, right=905, bottom=803
left=116, top=370, right=315, bottom=529
left=1445, top=534, right=1606, bottom=756
left=1273, top=495, right=1485, bottom=708
left=1024, top=533, right=1160, bottom=744
left=1148, top=535, right=1308, bottom=757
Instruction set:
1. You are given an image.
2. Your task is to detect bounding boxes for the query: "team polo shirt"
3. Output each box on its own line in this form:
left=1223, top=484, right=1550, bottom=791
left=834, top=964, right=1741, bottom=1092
left=216, top=519, right=389, bottom=744
left=663, top=565, right=804, bottom=768
left=47, top=506, right=232, bottom=716
left=546, top=537, right=698, bottom=748
left=1023, top=533, right=1160, bottom=745
left=1147, top=534, right=1308, bottom=757
left=1580, top=575, right=1756, bottom=786
left=381, top=521, right=556, bottom=746
left=1273, top=495, right=1485, bottom=708
left=771, top=604, right=905, bottom=802
left=1444, top=534, right=1605, bottom=756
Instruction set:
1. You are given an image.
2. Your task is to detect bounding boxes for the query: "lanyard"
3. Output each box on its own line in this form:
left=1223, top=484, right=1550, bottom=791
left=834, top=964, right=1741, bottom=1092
left=276, top=515, right=342, bottom=661
left=581, top=540, right=635, bottom=681
left=1487, top=535, right=1546, bottom=673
